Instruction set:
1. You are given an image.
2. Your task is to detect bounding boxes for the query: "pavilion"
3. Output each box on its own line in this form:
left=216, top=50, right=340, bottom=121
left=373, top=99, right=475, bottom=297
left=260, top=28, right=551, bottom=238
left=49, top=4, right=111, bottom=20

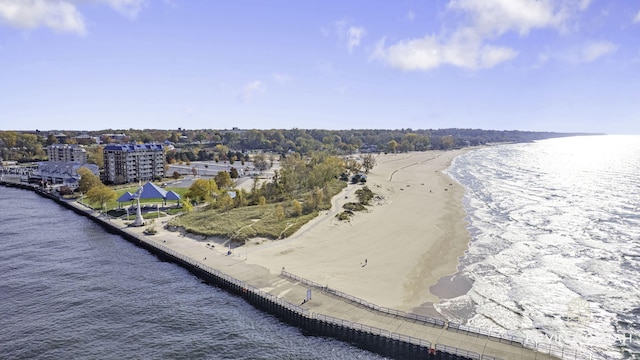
left=116, top=181, right=181, bottom=208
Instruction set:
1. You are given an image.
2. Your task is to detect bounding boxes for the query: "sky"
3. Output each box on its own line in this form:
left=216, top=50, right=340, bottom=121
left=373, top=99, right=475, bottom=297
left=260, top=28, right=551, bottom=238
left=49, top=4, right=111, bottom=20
left=1, top=0, right=639, bottom=134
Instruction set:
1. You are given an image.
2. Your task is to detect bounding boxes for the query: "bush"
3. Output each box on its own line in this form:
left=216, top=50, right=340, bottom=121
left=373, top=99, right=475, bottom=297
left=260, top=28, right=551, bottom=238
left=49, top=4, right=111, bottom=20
left=336, top=211, right=354, bottom=221
left=355, top=186, right=374, bottom=205
left=343, top=202, right=366, bottom=211
left=58, top=186, right=73, bottom=196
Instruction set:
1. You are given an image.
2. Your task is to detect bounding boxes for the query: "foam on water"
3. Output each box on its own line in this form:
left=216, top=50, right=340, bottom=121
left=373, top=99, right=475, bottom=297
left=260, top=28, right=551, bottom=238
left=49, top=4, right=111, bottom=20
left=442, top=135, right=640, bottom=359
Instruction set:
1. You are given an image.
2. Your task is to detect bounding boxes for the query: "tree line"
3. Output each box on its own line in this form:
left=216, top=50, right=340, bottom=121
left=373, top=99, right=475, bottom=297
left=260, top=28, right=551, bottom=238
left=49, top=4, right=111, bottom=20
left=1, top=128, right=595, bottom=163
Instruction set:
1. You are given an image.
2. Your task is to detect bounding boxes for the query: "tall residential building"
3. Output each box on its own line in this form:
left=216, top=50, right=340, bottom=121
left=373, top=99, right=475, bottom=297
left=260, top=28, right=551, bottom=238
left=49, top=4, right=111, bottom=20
left=103, top=144, right=165, bottom=184
left=47, top=144, right=87, bottom=163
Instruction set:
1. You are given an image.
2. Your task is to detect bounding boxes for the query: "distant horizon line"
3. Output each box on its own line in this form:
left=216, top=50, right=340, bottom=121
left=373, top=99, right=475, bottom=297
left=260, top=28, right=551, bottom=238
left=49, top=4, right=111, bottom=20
left=3, top=128, right=609, bottom=135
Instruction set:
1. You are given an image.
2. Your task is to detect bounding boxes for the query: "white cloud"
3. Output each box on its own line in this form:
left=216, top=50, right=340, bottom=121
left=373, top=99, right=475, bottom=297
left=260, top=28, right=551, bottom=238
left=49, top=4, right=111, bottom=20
left=239, top=80, right=265, bottom=103
left=100, top=0, right=147, bottom=20
left=447, top=0, right=589, bottom=36
left=0, top=0, right=148, bottom=35
left=634, top=10, right=640, bottom=24
left=272, top=73, right=292, bottom=84
left=332, top=18, right=366, bottom=52
left=578, top=41, right=618, bottom=62
left=0, top=0, right=86, bottom=35
left=347, top=26, right=365, bottom=52
left=373, top=0, right=590, bottom=72
left=372, top=29, right=518, bottom=71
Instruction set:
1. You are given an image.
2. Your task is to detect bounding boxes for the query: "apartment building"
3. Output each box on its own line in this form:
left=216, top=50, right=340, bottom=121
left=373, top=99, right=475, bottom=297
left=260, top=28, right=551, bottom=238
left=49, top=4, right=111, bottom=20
left=103, top=144, right=165, bottom=184
left=47, top=144, right=87, bottom=163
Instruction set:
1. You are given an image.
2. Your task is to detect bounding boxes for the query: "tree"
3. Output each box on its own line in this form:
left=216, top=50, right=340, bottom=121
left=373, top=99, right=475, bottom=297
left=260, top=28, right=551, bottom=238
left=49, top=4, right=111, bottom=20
left=214, top=170, right=232, bottom=189
left=185, top=178, right=218, bottom=203
left=441, top=135, right=454, bottom=150
left=217, top=191, right=234, bottom=211
left=86, top=184, right=116, bottom=211
left=253, top=153, right=269, bottom=172
left=388, top=140, right=398, bottom=154
left=182, top=197, right=194, bottom=212
left=362, top=153, right=376, bottom=174
left=197, top=149, right=209, bottom=161
left=77, top=166, right=101, bottom=194
left=229, top=167, right=239, bottom=179
left=86, top=146, right=104, bottom=169
left=345, top=158, right=362, bottom=174
left=46, top=134, right=58, bottom=146
left=234, top=189, right=248, bottom=208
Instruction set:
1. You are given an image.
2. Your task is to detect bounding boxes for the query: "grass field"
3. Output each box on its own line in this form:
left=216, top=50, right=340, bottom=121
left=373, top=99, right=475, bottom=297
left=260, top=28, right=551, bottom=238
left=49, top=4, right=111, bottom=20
left=170, top=179, right=347, bottom=241
left=169, top=203, right=320, bottom=241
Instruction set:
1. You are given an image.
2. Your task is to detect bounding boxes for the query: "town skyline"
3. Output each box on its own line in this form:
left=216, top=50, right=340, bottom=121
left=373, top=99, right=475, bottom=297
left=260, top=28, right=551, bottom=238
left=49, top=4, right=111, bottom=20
left=1, top=1, right=639, bottom=134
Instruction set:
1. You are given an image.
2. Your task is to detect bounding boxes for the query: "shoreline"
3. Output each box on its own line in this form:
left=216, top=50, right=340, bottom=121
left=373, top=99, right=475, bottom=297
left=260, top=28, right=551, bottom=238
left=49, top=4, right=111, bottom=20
left=242, top=149, right=472, bottom=316
left=0, top=155, right=572, bottom=359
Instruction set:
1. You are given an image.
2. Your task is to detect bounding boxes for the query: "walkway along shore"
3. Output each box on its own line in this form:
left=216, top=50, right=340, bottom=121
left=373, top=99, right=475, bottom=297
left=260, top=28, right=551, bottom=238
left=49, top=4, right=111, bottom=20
left=2, top=180, right=586, bottom=360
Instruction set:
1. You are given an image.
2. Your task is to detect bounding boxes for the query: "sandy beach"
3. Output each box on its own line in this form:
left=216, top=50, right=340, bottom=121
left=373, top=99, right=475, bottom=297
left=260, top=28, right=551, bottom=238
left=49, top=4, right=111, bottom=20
left=243, top=150, right=471, bottom=315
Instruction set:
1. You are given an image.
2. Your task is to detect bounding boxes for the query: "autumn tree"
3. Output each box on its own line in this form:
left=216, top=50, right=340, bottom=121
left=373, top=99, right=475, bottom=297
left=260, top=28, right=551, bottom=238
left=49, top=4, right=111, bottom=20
left=214, top=170, right=232, bottom=189
left=253, top=153, right=269, bottom=172
left=362, top=153, right=376, bottom=174
left=216, top=191, right=234, bottom=211
left=182, top=198, right=194, bottom=212
left=345, top=158, right=362, bottom=174
left=185, top=178, right=219, bottom=203
left=77, top=166, right=101, bottom=194
left=387, top=140, right=398, bottom=154
left=86, top=184, right=116, bottom=211
left=86, top=146, right=104, bottom=169
left=46, top=134, right=59, bottom=146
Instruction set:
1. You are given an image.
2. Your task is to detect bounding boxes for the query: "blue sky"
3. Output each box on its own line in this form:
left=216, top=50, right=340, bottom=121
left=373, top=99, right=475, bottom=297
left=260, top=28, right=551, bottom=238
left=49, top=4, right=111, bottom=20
left=1, top=0, right=639, bottom=134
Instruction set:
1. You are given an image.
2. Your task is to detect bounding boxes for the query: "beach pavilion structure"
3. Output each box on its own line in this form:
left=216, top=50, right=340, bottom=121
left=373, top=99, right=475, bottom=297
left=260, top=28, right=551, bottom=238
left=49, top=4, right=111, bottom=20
left=116, top=181, right=181, bottom=208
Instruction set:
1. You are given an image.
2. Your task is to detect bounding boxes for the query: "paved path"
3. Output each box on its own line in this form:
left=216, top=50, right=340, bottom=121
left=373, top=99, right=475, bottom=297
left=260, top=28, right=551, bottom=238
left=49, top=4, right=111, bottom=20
left=68, top=202, right=570, bottom=360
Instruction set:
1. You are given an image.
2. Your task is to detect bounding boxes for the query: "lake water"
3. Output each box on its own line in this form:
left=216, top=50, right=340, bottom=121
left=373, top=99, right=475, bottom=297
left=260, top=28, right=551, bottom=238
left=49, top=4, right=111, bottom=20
left=0, top=187, right=383, bottom=359
left=3, top=134, right=639, bottom=359
left=444, top=135, right=640, bottom=359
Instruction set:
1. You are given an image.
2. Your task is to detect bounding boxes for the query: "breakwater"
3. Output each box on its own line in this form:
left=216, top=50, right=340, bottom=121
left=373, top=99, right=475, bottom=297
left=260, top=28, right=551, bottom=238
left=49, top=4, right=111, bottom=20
left=1, top=180, right=570, bottom=359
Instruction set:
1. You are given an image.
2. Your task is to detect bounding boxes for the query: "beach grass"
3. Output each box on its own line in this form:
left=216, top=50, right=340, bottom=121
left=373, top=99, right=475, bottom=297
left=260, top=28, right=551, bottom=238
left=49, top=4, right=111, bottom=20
left=169, top=203, right=319, bottom=240
left=170, top=179, right=346, bottom=241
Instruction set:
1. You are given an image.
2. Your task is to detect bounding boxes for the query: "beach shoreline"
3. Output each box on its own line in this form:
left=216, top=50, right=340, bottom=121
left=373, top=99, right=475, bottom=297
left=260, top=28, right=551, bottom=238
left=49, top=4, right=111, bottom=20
left=1, top=151, right=575, bottom=359
left=3, top=149, right=473, bottom=316
left=241, top=149, right=472, bottom=316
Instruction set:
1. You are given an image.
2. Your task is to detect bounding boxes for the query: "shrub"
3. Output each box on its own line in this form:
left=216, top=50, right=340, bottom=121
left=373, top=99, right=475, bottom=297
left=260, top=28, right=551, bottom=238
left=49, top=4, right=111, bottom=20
left=343, top=202, right=366, bottom=212
left=336, top=210, right=354, bottom=221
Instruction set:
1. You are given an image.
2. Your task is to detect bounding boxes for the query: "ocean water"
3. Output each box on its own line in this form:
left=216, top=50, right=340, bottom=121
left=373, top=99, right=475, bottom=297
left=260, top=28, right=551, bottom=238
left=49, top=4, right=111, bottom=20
left=0, top=187, right=383, bottom=359
left=443, top=135, right=640, bottom=359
